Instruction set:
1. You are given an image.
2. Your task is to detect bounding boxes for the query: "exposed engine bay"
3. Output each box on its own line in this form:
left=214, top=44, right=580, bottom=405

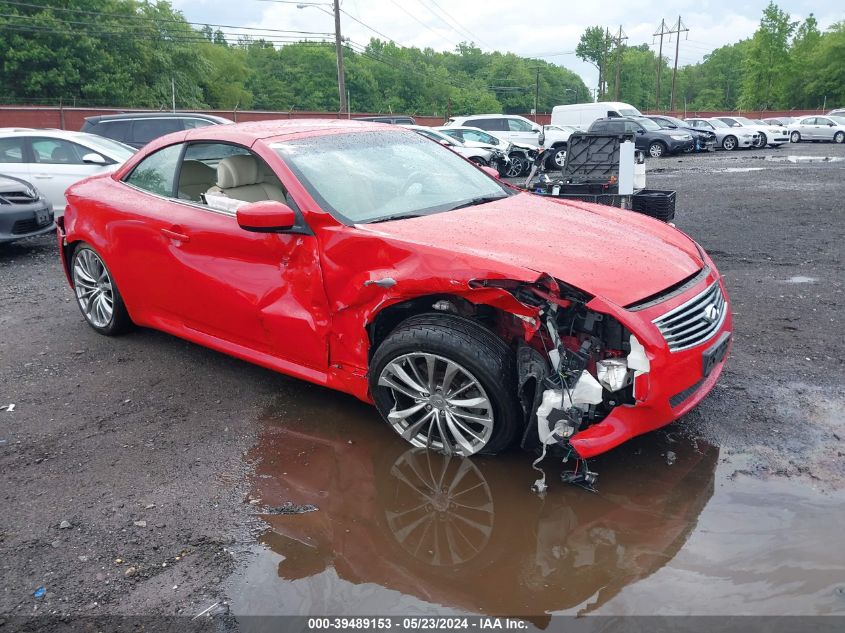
left=469, top=275, right=652, bottom=493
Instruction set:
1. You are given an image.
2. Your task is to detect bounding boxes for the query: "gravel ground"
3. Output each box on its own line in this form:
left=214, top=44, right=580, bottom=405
left=0, top=140, right=843, bottom=625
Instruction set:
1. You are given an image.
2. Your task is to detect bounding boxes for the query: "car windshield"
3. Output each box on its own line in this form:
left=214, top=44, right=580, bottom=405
left=273, top=130, right=509, bottom=225
left=636, top=118, right=661, bottom=131
left=708, top=119, right=729, bottom=129
left=78, top=134, right=136, bottom=160
left=733, top=117, right=756, bottom=126
left=619, top=108, right=641, bottom=116
left=830, top=116, right=845, bottom=125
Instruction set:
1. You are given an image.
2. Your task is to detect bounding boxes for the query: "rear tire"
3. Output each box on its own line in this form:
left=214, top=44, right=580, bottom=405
left=71, top=243, right=133, bottom=336
left=790, top=131, right=801, bottom=143
left=370, top=314, right=522, bottom=456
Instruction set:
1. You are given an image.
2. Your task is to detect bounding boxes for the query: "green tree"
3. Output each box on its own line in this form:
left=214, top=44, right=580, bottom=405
left=740, top=1, right=797, bottom=109
left=576, top=26, right=612, bottom=96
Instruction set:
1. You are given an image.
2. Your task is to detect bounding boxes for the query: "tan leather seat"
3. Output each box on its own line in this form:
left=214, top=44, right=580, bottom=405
left=178, top=160, right=216, bottom=201
left=215, top=155, right=286, bottom=203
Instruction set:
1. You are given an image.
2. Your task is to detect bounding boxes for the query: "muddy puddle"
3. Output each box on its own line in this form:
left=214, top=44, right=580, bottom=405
left=228, top=383, right=845, bottom=623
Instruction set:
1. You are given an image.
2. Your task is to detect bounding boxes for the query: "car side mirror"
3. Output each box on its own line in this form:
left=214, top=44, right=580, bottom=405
left=479, top=165, right=500, bottom=179
left=82, top=152, right=107, bottom=165
left=829, top=123, right=835, bottom=127
left=667, top=124, right=677, bottom=129
left=236, top=200, right=297, bottom=232
left=636, top=128, right=645, bottom=134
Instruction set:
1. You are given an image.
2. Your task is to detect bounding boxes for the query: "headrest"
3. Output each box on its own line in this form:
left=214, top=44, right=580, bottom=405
left=51, top=146, right=72, bottom=163
left=180, top=160, right=215, bottom=184
left=217, top=155, right=260, bottom=188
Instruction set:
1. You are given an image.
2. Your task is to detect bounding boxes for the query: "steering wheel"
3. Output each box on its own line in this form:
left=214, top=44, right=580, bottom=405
left=400, top=171, right=428, bottom=196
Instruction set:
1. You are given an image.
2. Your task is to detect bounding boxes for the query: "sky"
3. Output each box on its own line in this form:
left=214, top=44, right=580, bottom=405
left=174, top=0, right=844, bottom=93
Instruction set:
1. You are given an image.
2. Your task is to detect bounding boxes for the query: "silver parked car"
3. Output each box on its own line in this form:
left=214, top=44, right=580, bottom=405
left=0, top=174, right=54, bottom=244
left=788, top=116, right=845, bottom=144
left=435, top=126, right=532, bottom=177
left=685, top=118, right=758, bottom=151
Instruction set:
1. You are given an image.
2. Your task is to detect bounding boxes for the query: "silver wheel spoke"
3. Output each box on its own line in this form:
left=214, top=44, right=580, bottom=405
left=378, top=352, right=495, bottom=455
left=73, top=249, right=114, bottom=328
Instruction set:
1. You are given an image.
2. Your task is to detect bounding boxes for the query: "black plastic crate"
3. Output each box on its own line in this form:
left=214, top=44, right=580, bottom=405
left=543, top=192, right=626, bottom=208
left=561, top=132, right=635, bottom=184
left=632, top=189, right=676, bottom=221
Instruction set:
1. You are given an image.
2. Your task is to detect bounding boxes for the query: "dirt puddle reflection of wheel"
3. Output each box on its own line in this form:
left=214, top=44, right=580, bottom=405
left=383, top=449, right=494, bottom=567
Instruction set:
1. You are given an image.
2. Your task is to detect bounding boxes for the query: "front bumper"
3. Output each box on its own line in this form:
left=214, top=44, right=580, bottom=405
left=667, top=138, right=695, bottom=154
left=568, top=270, right=732, bottom=458
left=0, top=200, right=55, bottom=243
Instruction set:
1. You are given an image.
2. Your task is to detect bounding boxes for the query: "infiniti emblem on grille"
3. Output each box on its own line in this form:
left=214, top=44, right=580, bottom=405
left=703, top=303, right=720, bottom=324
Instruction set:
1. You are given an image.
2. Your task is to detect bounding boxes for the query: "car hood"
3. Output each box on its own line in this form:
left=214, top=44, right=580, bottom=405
left=360, top=193, right=704, bottom=307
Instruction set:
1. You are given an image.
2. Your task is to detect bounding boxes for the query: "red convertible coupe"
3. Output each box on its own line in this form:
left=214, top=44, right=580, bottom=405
left=57, top=120, right=731, bottom=462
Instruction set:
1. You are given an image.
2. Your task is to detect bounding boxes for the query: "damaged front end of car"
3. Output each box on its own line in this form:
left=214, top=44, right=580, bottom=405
left=469, top=273, right=655, bottom=492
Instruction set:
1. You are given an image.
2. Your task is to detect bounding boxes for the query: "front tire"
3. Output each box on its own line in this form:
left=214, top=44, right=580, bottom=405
left=370, top=314, right=522, bottom=456
left=648, top=141, right=666, bottom=158
left=546, top=146, right=567, bottom=170
left=790, top=131, right=801, bottom=143
left=71, top=243, right=133, bottom=336
left=722, top=135, right=738, bottom=151
left=757, top=133, right=767, bottom=148
left=835, top=131, right=845, bottom=144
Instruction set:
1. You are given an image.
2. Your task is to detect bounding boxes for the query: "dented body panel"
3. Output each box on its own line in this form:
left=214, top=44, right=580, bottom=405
left=59, top=119, right=731, bottom=461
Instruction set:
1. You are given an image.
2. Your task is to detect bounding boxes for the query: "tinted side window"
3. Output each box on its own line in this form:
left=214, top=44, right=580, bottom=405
left=590, top=121, right=610, bottom=132
left=623, top=121, right=641, bottom=134
left=29, top=138, right=87, bottom=164
left=507, top=118, right=533, bottom=132
left=131, top=119, right=183, bottom=145
left=0, top=137, right=25, bottom=163
left=816, top=118, right=832, bottom=125
left=124, top=144, right=183, bottom=197
left=468, top=118, right=506, bottom=132
left=95, top=120, right=131, bottom=142
left=183, top=118, right=214, bottom=130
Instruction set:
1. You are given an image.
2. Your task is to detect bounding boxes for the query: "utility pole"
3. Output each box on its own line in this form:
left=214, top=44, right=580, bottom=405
left=668, top=15, right=688, bottom=112
left=612, top=25, right=628, bottom=101
left=171, top=77, right=176, bottom=112
left=533, top=67, right=540, bottom=122
left=653, top=19, right=669, bottom=110
left=333, top=0, right=347, bottom=115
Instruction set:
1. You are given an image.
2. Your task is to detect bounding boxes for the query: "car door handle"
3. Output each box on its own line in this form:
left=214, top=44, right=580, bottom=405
left=161, top=227, right=190, bottom=243
left=33, top=174, right=53, bottom=179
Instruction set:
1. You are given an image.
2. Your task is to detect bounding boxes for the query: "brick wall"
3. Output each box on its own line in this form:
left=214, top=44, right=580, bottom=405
left=0, top=106, right=826, bottom=131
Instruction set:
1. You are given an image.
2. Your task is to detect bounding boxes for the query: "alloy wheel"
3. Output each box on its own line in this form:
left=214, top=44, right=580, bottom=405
left=649, top=142, right=665, bottom=158
left=791, top=132, right=800, bottom=143
left=723, top=136, right=737, bottom=151
left=553, top=148, right=567, bottom=167
left=73, top=248, right=114, bottom=328
left=377, top=352, right=494, bottom=456
left=835, top=132, right=844, bottom=144
left=757, top=133, right=767, bottom=148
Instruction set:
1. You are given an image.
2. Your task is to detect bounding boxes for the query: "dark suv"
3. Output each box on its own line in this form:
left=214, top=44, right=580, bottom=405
left=645, top=115, right=716, bottom=152
left=588, top=116, right=694, bottom=158
left=81, top=112, right=233, bottom=149
left=353, top=115, right=417, bottom=125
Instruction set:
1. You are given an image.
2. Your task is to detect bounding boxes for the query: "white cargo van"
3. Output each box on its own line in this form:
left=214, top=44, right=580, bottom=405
left=551, top=102, right=642, bottom=131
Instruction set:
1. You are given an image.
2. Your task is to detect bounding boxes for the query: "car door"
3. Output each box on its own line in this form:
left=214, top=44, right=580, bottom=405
left=505, top=117, right=541, bottom=146
left=814, top=117, right=835, bottom=140
left=124, top=141, right=329, bottom=370
left=797, top=117, right=816, bottom=139
left=0, top=136, right=30, bottom=184
left=26, top=136, right=108, bottom=214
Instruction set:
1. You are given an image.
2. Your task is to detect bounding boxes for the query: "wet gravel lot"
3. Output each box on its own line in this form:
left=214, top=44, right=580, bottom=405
left=1, top=141, right=843, bottom=627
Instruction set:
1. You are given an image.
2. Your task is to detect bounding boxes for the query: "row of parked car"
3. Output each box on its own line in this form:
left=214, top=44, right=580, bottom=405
left=2, top=106, right=844, bottom=243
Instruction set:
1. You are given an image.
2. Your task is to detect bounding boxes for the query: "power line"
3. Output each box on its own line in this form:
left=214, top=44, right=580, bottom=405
left=418, top=0, right=493, bottom=49
left=387, top=0, right=460, bottom=49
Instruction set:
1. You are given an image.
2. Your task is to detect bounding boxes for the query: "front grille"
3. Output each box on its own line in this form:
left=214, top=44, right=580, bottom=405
left=11, top=218, right=40, bottom=234
left=0, top=190, right=38, bottom=205
left=653, top=282, right=726, bottom=352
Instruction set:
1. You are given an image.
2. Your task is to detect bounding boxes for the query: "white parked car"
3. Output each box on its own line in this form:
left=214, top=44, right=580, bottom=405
left=716, top=116, right=789, bottom=147
left=787, top=116, right=845, bottom=144
left=685, top=118, right=758, bottom=151
left=401, top=125, right=499, bottom=167
left=0, top=128, right=135, bottom=214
